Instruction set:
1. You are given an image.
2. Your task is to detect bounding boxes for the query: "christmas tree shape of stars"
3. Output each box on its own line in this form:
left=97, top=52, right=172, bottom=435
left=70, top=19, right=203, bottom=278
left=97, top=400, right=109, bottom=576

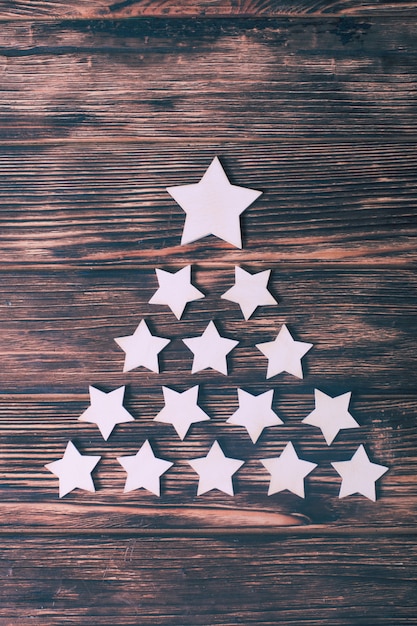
left=45, top=157, right=389, bottom=503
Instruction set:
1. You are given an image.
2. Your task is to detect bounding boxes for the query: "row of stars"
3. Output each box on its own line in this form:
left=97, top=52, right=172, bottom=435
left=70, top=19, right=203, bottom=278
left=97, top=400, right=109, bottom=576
left=115, top=319, right=312, bottom=378
left=79, top=384, right=360, bottom=445
left=46, top=439, right=388, bottom=502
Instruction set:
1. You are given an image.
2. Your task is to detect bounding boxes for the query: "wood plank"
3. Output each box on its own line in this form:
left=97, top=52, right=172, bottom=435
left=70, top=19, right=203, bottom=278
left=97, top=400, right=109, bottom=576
left=1, top=535, right=417, bottom=624
left=0, top=390, right=411, bottom=528
left=1, top=0, right=417, bottom=19
left=0, top=267, right=416, bottom=392
left=0, top=19, right=416, bottom=142
left=0, top=143, right=416, bottom=265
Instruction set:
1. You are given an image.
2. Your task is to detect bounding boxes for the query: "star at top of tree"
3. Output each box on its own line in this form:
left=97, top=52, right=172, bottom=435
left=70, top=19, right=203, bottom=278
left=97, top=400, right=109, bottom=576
left=166, top=157, right=262, bottom=248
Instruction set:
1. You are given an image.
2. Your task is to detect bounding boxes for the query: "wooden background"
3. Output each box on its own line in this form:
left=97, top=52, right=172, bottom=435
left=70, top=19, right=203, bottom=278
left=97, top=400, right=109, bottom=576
left=1, top=1, right=417, bottom=624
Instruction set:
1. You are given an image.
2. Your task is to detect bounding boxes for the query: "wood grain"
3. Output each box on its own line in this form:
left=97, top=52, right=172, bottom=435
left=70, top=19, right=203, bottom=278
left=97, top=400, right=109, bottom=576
left=0, top=0, right=417, bottom=19
left=0, top=143, right=416, bottom=266
left=1, top=535, right=417, bottom=625
left=0, top=19, right=416, bottom=143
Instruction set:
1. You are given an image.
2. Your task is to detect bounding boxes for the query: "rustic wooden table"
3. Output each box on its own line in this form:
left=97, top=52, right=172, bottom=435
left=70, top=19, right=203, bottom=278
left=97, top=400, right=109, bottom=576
left=1, top=1, right=416, bottom=624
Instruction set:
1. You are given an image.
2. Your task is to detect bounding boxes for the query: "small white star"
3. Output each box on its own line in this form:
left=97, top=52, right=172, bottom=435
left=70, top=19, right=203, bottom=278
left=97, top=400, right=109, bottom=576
left=256, top=324, right=313, bottom=379
left=117, top=440, right=173, bottom=496
left=45, top=441, right=101, bottom=498
left=166, top=157, right=262, bottom=248
left=114, top=319, right=170, bottom=373
left=261, top=441, right=317, bottom=498
left=187, top=440, right=244, bottom=496
left=302, top=389, right=360, bottom=445
left=221, top=266, right=277, bottom=320
left=149, top=265, right=204, bottom=320
left=183, top=321, right=239, bottom=375
left=154, top=385, right=210, bottom=440
left=226, top=388, right=283, bottom=443
left=78, top=385, right=135, bottom=440
left=331, top=445, right=388, bottom=501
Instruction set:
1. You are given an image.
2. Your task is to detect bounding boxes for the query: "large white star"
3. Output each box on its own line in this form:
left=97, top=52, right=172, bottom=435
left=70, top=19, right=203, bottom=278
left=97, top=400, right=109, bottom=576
left=302, top=389, right=360, bottom=445
left=187, top=440, right=244, bottom=496
left=149, top=265, right=204, bottom=320
left=261, top=441, right=317, bottom=498
left=226, top=388, right=283, bottom=443
left=182, top=321, right=238, bottom=375
left=331, top=445, right=388, bottom=501
left=256, top=324, right=313, bottom=379
left=221, top=266, right=277, bottom=320
left=78, top=385, right=135, bottom=440
left=45, top=441, right=101, bottom=498
left=117, top=440, right=173, bottom=496
left=114, top=319, right=170, bottom=373
left=154, top=385, right=210, bottom=440
left=166, top=157, right=262, bottom=248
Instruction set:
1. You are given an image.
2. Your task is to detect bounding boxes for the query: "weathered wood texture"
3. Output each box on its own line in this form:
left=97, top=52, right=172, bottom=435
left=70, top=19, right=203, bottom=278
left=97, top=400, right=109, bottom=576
left=1, top=0, right=417, bottom=18
left=0, top=19, right=416, bottom=143
left=1, top=535, right=417, bottom=625
left=1, top=7, right=416, bottom=624
left=0, top=144, right=416, bottom=265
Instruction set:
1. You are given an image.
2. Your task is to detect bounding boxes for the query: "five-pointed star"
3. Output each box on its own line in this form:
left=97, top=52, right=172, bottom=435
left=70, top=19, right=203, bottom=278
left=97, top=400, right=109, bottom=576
left=261, top=441, right=317, bottom=498
left=256, top=324, right=313, bottom=379
left=221, top=266, right=277, bottom=320
left=166, top=156, right=262, bottom=248
left=149, top=265, right=204, bottom=320
left=154, top=385, right=210, bottom=440
left=45, top=441, right=101, bottom=498
left=302, top=389, right=360, bottom=445
left=182, top=321, right=238, bottom=375
left=187, top=440, right=244, bottom=496
left=331, top=445, right=388, bottom=501
left=227, top=388, right=283, bottom=443
left=78, top=385, right=135, bottom=440
left=117, top=439, right=173, bottom=496
left=114, top=319, right=170, bottom=373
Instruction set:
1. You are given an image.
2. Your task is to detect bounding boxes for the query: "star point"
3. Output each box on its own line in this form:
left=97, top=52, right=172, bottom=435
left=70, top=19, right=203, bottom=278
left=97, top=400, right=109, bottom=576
left=221, top=266, right=277, bottom=320
left=227, top=388, right=283, bottom=443
left=114, top=319, right=170, bottom=373
left=167, top=157, right=262, bottom=248
left=302, top=389, right=360, bottom=445
left=261, top=441, right=317, bottom=498
left=182, top=321, right=238, bottom=375
left=331, top=445, right=388, bottom=501
left=256, top=324, right=313, bottom=379
left=78, top=385, right=134, bottom=440
left=149, top=265, right=204, bottom=320
left=154, top=385, right=210, bottom=440
left=45, top=441, right=101, bottom=498
left=117, top=440, right=173, bottom=496
left=187, top=440, right=244, bottom=496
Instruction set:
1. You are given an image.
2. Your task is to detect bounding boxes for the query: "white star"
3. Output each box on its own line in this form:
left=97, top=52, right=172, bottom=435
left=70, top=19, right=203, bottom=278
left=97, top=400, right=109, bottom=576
left=114, top=319, right=170, bottom=373
left=256, top=324, right=313, bottom=379
left=154, top=385, right=210, bottom=440
left=117, top=440, right=173, bottom=496
left=183, top=321, right=238, bottom=375
left=78, top=385, right=135, bottom=440
left=226, top=388, right=283, bottom=443
left=187, top=440, right=244, bottom=496
left=261, top=441, right=317, bottom=498
left=221, top=266, right=277, bottom=320
left=331, top=445, right=388, bottom=501
left=45, top=441, right=101, bottom=498
left=166, top=156, right=262, bottom=248
left=302, top=389, right=360, bottom=445
left=149, top=265, right=204, bottom=320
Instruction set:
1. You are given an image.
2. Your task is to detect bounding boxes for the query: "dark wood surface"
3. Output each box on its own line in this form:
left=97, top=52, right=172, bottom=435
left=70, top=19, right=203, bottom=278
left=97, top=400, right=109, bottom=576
left=1, top=2, right=416, bottom=624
